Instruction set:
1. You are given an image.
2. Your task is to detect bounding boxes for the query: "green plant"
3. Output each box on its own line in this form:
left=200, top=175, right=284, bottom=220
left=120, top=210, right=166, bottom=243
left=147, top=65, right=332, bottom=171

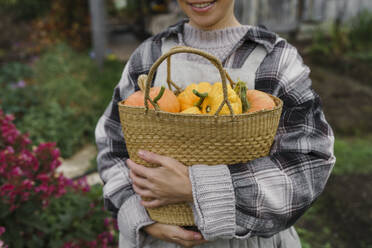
left=349, top=10, right=372, bottom=52
left=0, top=62, right=33, bottom=83
left=19, top=101, right=86, bottom=159
left=1, top=44, right=123, bottom=158
left=333, top=138, right=372, bottom=175
left=38, top=185, right=118, bottom=248
left=9, top=44, right=123, bottom=158
left=308, top=11, right=372, bottom=63
left=0, top=63, right=37, bottom=120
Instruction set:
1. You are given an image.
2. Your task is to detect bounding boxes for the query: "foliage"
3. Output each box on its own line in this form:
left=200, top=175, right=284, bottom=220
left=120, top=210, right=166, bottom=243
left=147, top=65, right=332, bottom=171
left=333, top=137, right=372, bottom=175
left=307, top=11, right=372, bottom=63
left=0, top=109, right=118, bottom=248
left=0, top=63, right=37, bottom=118
left=29, top=0, right=91, bottom=52
left=0, top=0, right=50, bottom=21
left=0, top=62, right=32, bottom=83
left=0, top=44, right=123, bottom=158
left=349, top=10, right=372, bottom=52
left=16, top=44, right=95, bottom=158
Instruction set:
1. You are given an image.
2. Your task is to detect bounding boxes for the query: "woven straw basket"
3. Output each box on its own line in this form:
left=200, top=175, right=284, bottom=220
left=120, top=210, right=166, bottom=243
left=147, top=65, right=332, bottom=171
left=118, top=46, right=283, bottom=226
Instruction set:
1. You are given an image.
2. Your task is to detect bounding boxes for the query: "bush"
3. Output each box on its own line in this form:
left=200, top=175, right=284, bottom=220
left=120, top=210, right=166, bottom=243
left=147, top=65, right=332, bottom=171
left=0, top=109, right=118, bottom=248
left=349, top=10, right=372, bottom=52
left=308, top=11, right=372, bottom=63
left=0, top=62, right=37, bottom=119
left=0, top=44, right=123, bottom=158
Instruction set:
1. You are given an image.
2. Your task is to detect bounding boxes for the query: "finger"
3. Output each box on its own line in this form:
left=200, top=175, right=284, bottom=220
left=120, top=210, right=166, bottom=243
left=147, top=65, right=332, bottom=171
left=127, top=159, right=151, bottom=178
left=132, top=184, right=154, bottom=198
left=138, top=150, right=170, bottom=167
left=171, top=226, right=203, bottom=241
left=140, top=199, right=164, bottom=208
left=129, top=170, right=151, bottom=189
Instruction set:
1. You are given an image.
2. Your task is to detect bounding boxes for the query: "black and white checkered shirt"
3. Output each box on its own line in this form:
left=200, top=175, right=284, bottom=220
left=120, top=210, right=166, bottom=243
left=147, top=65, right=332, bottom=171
left=95, top=19, right=335, bottom=239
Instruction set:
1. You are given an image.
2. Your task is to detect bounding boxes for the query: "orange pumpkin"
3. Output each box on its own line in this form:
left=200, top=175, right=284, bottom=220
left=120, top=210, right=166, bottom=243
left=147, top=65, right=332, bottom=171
left=234, top=81, right=275, bottom=113
left=246, top=90, right=275, bottom=113
left=124, top=86, right=180, bottom=113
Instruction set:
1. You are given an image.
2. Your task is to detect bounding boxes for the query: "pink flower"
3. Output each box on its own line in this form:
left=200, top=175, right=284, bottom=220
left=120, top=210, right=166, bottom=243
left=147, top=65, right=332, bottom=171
left=10, top=167, right=22, bottom=177
left=0, top=184, right=15, bottom=193
left=36, top=174, right=49, bottom=182
left=104, top=218, right=110, bottom=227
left=0, top=226, right=5, bottom=236
left=35, top=184, right=48, bottom=193
left=0, top=240, right=8, bottom=248
left=21, top=179, right=34, bottom=189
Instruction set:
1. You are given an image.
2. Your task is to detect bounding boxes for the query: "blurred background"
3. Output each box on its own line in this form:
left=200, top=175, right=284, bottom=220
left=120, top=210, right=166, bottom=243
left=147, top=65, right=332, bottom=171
left=0, top=0, right=371, bottom=247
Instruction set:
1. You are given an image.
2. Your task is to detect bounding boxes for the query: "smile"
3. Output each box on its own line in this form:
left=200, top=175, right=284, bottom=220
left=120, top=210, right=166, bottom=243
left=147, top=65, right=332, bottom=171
left=188, top=0, right=217, bottom=11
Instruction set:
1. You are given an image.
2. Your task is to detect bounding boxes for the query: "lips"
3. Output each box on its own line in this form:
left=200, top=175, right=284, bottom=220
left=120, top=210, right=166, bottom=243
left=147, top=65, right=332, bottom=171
left=188, top=0, right=217, bottom=12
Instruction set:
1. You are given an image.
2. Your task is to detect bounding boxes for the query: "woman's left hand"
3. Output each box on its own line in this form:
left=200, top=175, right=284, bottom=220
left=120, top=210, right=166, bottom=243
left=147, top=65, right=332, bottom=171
left=127, top=150, right=193, bottom=208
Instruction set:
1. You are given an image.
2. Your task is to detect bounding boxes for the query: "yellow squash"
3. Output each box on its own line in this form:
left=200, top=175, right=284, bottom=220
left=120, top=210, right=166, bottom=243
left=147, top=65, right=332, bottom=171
left=202, top=82, right=242, bottom=115
left=177, top=82, right=212, bottom=111
left=181, top=106, right=202, bottom=114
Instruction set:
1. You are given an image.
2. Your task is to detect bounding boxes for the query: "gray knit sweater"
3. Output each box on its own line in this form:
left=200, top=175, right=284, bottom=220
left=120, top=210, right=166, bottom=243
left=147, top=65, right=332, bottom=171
left=182, top=23, right=249, bottom=63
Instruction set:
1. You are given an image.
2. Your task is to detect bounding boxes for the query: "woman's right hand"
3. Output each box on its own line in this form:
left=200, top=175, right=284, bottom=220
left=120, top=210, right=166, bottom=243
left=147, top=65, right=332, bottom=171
left=143, top=223, right=208, bottom=247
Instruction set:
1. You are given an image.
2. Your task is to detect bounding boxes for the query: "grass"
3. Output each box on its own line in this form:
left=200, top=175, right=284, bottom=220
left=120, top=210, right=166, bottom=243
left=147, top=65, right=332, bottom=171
left=333, top=137, right=372, bottom=174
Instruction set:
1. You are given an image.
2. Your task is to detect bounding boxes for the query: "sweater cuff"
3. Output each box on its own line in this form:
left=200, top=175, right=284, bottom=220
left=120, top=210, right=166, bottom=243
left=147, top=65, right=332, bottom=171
left=188, top=164, right=236, bottom=240
left=117, top=194, right=155, bottom=248
left=102, top=162, right=133, bottom=213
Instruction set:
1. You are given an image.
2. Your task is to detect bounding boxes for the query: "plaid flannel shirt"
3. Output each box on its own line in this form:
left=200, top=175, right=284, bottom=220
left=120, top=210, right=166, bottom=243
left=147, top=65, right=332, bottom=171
left=95, top=19, right=335, bottom=239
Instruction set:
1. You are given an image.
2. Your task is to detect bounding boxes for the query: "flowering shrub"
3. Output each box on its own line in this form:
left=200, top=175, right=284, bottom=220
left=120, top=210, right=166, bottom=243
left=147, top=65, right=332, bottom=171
left=0, top=110, right=117, bottom=247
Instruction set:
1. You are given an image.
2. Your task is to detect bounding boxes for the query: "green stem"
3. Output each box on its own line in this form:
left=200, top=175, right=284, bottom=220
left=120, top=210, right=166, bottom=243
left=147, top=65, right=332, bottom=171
left=152, top=86, right=165, bottom=109
left=241, top=84, right=249, bottom=113
left=192, top=89, right=208, bottom=110
left=154, top=86, right=165, bottom=103
left=234, top=80, right=250, bottom=113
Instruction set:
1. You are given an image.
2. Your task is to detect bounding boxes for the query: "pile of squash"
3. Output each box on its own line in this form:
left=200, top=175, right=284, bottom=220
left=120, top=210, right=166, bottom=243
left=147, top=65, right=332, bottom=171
left=124, top=81, right=275, bottom=115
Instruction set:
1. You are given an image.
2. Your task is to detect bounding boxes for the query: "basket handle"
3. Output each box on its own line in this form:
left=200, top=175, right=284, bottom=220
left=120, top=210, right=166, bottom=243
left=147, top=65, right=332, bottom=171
left=141, top=46, right=237, bottom=116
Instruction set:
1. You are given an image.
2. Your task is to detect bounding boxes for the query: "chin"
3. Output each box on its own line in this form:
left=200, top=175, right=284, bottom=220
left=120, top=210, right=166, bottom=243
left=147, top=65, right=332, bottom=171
left=190, top=16, right=221, bottom=30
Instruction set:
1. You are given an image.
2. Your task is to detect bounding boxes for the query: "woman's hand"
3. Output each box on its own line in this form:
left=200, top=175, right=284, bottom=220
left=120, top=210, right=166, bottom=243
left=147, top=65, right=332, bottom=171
left=127, top=150, right=193, bottom=208
left=143, top=223, right=208, bottom=247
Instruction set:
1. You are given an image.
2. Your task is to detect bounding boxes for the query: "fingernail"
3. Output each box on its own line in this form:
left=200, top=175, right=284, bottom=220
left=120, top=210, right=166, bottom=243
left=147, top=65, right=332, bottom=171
left=194, top=234, right=202, bottom=240
left=138, top=150, right=146, bottom=157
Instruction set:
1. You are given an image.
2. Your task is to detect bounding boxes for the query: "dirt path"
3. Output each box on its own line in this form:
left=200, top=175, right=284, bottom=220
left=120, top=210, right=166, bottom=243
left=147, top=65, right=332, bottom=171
left=57, top=144, right=102, bottom=185
left=309, top=63, right=372, bottom=136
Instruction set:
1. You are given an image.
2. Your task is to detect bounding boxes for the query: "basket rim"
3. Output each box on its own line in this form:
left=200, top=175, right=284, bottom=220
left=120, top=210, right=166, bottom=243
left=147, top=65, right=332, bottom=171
left=118, top=94, right=283, bottom=119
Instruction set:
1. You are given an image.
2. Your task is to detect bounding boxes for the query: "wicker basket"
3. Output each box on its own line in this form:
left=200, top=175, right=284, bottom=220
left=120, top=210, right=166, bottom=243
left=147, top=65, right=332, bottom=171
left=118, top=46, right=283, bottom=226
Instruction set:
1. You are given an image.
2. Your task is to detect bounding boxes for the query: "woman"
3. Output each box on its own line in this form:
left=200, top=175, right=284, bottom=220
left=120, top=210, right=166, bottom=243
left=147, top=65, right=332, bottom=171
left=95, top=0, right=335, bottom=247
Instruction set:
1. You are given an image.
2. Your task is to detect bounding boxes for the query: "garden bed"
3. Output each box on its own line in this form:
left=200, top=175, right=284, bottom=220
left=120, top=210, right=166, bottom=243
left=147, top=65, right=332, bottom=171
left=297, top=173, right=372, bottom=248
